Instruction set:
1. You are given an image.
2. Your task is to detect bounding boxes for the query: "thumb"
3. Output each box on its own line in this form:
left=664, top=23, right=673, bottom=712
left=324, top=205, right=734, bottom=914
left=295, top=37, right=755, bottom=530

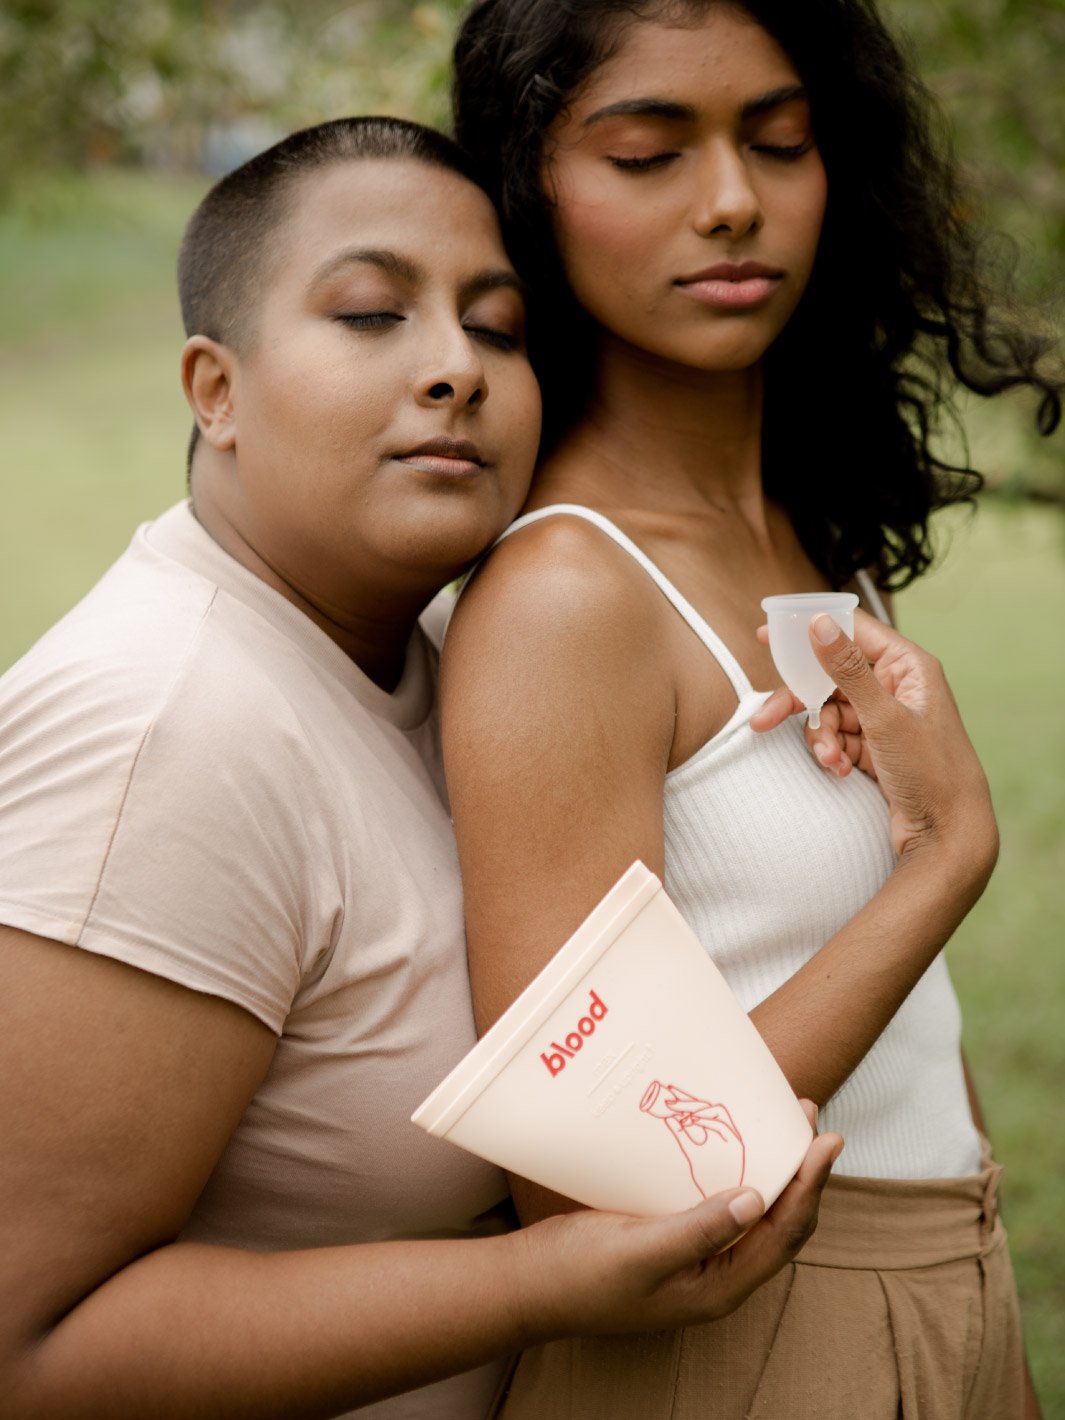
left=657, top=1188, right=765, bottom=1269
left=808, top=614, right=895, bottom=727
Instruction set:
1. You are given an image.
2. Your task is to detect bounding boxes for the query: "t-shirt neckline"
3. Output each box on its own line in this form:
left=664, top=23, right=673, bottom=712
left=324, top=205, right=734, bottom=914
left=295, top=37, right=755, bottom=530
left=141, top=501, right=433, bottom=731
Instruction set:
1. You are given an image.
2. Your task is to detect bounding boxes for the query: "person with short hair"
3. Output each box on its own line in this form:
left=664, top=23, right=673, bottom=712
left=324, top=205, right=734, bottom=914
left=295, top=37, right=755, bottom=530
left=0, top=115, right=847, bottom=1420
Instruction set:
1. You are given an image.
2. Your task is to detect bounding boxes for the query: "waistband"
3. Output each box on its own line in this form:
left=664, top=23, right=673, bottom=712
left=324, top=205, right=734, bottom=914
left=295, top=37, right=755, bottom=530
left=796, top=1148, right=1005, bottom=1271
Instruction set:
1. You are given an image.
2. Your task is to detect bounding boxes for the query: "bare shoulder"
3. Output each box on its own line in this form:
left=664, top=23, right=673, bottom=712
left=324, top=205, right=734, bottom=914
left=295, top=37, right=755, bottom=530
left=441, top=516, right=677, bottom=999
left=445, top=512, right=666, bottom=677
left=440, top=511, right=676, bottom=901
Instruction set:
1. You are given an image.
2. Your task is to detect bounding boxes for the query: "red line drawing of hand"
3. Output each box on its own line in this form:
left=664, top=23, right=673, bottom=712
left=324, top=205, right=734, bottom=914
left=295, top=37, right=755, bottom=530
left=640, top=1081, right=746, bottom=1198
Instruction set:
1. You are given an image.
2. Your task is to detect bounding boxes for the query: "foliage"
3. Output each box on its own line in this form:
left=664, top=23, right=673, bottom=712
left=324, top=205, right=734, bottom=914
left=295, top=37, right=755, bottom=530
left=878, top=0, right=1065, bottom=503
left=887, top=0, right=1065, bottom=300
left=2, top=0, right=1061, bottom=499
left=3, top=1, right=1061, bottom=254
left=0, top=0, right=466, bottom=187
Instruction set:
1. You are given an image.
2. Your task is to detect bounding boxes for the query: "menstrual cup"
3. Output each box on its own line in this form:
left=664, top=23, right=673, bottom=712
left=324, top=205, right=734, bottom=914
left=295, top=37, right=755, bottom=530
left=760, top=592, right=859, bottom=728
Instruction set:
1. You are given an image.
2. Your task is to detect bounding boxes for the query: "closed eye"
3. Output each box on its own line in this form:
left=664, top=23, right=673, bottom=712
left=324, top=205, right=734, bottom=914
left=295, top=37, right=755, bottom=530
left=335, top=312, right=404, bottom=330
left=465, top=324, right=521, bottom=352
left=607, top=152, right=679, bottom=172
left=751, top=140, right=814, bottom=161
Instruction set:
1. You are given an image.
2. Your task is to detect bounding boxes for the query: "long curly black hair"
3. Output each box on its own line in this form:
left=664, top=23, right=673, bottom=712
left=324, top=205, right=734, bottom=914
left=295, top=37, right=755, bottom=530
left=452, top=0, right=1063, bottom=588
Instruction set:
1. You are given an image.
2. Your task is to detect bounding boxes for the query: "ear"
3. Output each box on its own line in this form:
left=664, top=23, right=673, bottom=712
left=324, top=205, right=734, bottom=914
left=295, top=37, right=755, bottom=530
left=181, top=336, right=239, bottom=452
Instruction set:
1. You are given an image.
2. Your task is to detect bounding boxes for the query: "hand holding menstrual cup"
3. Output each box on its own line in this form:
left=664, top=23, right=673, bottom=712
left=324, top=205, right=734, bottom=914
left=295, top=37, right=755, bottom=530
left=760, top=592, right=859, bottom=727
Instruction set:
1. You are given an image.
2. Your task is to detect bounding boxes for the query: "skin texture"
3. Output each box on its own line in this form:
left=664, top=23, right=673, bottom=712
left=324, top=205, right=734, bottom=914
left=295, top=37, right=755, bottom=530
left=440, top=7, right=1001, bottom=1233
left=544, top=6, right=827, bottom=375
left=0, top=154, right=844, bottom=1419
left=187, top=158, right=541, bottom=688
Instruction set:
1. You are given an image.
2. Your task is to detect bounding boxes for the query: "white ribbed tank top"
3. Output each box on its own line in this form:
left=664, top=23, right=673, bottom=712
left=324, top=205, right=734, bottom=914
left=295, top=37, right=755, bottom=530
left=495, top=505, right=982, bottom=1180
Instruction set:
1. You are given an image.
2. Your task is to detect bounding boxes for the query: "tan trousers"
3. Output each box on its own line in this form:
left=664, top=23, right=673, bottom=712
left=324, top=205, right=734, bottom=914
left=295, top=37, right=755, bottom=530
left=497, top=1156, right=1025, bottom=1419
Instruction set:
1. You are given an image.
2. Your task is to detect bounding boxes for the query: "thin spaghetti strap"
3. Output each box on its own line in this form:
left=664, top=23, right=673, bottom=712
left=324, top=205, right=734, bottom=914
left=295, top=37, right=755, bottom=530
left=494, top=504, right=755, bottom=700
left=855, top=568, right=891, bottom=625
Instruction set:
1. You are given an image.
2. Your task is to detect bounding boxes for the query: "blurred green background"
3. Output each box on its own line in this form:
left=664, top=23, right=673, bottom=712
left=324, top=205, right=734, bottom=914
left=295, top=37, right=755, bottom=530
left=1, top=0, right=1062, bottom=1410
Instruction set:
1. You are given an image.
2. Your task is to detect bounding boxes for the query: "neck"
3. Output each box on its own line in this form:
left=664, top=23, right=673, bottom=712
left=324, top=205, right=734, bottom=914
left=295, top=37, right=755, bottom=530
left=535, top=338, right=769, bottom=533
left=190, top=469, right=427, bottom=693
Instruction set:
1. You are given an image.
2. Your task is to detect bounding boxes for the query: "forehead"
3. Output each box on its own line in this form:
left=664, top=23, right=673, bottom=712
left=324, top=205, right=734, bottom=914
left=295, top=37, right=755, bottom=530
left=272, top=158, right=510, bottom=287
left=572, top=6, right=800, bottom=111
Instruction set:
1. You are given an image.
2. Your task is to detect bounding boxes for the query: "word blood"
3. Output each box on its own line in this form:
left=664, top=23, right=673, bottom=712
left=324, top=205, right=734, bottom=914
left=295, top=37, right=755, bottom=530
left=540, top=990, right=609, bottom=1076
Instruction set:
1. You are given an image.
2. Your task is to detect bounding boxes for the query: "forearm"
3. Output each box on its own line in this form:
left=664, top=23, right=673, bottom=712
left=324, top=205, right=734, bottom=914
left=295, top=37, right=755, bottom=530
left=750, top=840, right=992, bottom=1106
left=6, top=1234, right=531, bottom=1420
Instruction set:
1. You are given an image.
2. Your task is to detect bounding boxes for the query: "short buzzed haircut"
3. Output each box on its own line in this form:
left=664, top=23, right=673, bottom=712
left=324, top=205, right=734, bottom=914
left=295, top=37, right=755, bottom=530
left=178, top=116, right=485, bottom=470
left=179, top=115, right=480, bottom=350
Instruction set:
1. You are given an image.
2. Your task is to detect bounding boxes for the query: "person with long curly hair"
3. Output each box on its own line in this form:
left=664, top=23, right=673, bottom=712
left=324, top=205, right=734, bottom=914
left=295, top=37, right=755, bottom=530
left=441, top=2, right=1062, bottom=1414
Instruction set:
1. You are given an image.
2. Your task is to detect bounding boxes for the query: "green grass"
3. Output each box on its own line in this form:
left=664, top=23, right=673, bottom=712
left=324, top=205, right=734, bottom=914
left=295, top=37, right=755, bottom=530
left=904, top=506, right=1065, bottom=1409
left=0, top=168, right=208, bottom=345
left=1, top=169, right=1063, bottom=1413
left=0, top=171, right=201, bottom=666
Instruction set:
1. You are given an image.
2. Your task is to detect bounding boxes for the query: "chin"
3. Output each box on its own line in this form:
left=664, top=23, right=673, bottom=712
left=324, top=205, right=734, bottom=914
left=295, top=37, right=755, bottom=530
left=625, top=324, right=777, bottom=375
left=393, top=506, right=509, bottom=579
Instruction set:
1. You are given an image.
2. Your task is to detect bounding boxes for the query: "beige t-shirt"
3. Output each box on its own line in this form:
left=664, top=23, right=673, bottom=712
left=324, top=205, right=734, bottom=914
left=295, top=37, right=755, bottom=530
left=0, top=502, right=512, bottom=1420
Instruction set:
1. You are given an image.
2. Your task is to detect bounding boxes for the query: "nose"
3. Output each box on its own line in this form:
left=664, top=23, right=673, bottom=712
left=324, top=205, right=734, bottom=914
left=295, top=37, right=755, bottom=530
left=691, top=140, right=763, bottom=238
left=415, top=322, right=488, bottom=411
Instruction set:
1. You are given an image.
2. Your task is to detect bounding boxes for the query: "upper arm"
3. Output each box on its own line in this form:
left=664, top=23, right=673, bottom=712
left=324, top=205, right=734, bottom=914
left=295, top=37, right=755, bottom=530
left=0, top=924, right=276, bottom=1363
left=440, top=523, right=676, bottom=1034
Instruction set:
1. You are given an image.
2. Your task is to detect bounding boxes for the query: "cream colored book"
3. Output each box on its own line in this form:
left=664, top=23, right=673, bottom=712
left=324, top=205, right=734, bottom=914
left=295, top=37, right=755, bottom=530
left=413, top=862, right=811, bottom=1216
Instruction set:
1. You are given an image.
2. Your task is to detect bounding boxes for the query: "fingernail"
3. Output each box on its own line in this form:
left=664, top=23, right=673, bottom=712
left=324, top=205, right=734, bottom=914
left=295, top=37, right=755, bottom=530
left=728, top=1190, right=764, bottom=1226
left=813, top=742, right=829, bottom=765
left=812, top=614, right=841, bottom=645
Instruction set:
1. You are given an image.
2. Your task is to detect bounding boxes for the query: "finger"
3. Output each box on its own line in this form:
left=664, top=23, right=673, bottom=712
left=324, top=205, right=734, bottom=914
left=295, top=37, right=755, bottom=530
left=662, top=1188, right=767, bottom=1270
left=791, top=1130, right=844, bottom=1188
left=803, top=705, right=853, bottom=777
left=742, top=1131, right=842, bottom=1263
left=809, top=714, right=861, bottom=772
left=811, top=740, right=851, bottom=776
left=840, top=730, right=864, bottom=767
left=808, top=616, right=899, bottom=729
left=698, top=1133, right=841, bottom=1306
left=750, top=685, right=804, bottom=732
left=853, top=740, right=880, bottom=780
left=848, top=607, right=906, bottom=665
left=834, top=700, right=862, bottom=735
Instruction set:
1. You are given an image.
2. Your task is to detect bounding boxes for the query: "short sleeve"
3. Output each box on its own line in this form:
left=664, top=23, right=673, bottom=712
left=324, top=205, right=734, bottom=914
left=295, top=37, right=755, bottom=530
left=0, top=600, right=335, bottom=1032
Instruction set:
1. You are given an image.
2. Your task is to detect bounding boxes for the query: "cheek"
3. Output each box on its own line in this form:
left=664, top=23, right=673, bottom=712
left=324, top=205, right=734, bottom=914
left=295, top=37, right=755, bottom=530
left=556, top=193, right=638, bottom=263
left=239, top=343, right=396, bottom=464
left=789, top=168, right=828, bottom=272
left=491, top=365, right=541, bottom=471
left=550, top=171, right=658, bottom=309
left=555, top=205, right=650, bottom=330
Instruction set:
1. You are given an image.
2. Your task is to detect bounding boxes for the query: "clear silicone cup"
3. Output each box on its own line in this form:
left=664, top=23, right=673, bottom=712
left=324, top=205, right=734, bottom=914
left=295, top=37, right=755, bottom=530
left=760, top=592, right=859, bottom=728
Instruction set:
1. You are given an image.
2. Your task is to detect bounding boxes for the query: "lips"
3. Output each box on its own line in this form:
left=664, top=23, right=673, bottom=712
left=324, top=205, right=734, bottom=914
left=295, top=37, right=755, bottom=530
left=675, top=261, right=783, bottom=310
left=677, top=261, right=782, bottom=284
left=394, top=436, right=486, bottom=478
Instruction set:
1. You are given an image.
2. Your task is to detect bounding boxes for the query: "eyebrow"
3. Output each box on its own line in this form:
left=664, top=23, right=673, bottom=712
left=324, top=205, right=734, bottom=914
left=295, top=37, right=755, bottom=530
left=309, top=246, right=525, bottom=303
left=462, top=269, right=529, bottom=304
left=310, top=247, right=421, bottom=289
left=582, top=85, right=809, bottom=128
